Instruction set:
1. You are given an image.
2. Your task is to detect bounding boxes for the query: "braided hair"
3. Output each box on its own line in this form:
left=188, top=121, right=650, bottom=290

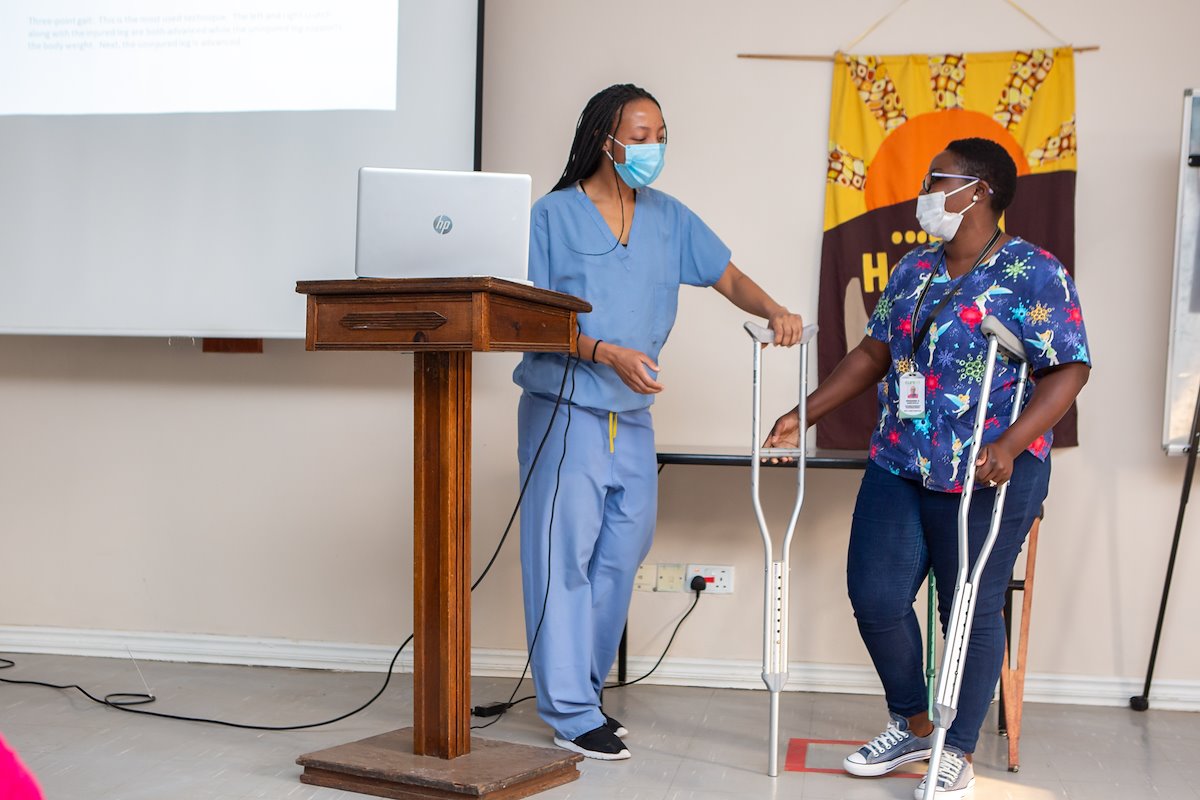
left=551, top=84, right=663, bottom=193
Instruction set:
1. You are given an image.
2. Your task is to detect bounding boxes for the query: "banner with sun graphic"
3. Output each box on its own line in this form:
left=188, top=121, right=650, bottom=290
left=816, top=46, right=1079, bottom=449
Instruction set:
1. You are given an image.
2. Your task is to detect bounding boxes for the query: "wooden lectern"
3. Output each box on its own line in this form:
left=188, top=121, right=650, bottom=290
left=293, top=278, right=591, bottom=800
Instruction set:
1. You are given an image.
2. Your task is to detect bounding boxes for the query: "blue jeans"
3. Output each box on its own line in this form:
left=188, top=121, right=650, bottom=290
left=847, top=452, right=1050, bottom=753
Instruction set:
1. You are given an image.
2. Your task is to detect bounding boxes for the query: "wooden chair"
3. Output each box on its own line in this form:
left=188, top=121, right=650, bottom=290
left=997, top=509, right=1043, bottom=772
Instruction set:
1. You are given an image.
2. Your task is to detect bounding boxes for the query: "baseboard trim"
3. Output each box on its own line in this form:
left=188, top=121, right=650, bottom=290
left=0, top=625, right=413, bottom=673
left=2, top=625, right=1196, bottom=711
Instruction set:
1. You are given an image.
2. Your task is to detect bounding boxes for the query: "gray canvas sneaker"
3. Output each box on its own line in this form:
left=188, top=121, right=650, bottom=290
left=914, top=746, right=975, bottom=799
left=843, top=712, right=933, bottom=776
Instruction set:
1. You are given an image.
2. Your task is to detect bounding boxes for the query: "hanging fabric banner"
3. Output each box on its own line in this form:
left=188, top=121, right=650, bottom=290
left=817, top=46, right=1078, bottom=449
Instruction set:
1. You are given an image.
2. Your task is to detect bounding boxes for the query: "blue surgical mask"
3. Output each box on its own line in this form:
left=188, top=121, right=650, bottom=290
left=607, top=135, right=665, bottom=189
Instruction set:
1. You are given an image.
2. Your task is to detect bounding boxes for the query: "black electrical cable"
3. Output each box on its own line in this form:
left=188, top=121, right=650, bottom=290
left=472, top=357, right=579, bottom=731
left=473, top=583, right=705, bottom=723
left=471, top=356, right=576, bottom=592
left=0, top=356, right=578, bottom=732
left=0, top=641, right=411, bottom=732
left=605, top=585, right=702, bottom=690
left=470, top=359, right=710, bottom=727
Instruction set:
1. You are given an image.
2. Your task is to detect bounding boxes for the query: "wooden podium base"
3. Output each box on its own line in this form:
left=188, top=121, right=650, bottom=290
left=297, top=728, right=582, bottom=800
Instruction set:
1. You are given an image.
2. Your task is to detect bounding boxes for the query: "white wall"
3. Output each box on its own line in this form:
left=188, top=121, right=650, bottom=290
left=478, top=0, right=1200, bottom=688
left=2, top=0, right=1199, bottom=700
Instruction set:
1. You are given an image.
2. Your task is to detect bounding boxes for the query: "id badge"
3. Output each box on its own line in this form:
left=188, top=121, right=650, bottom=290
left=898, top=371, right=926, bottom=419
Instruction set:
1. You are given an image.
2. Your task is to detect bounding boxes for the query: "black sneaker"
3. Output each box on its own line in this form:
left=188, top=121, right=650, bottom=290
left=553, top=725, right=631, bottom=761
left=603, top=713, right=629, bottom=738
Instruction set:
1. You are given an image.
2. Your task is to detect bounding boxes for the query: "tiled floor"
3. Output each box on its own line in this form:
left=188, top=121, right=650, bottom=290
left=1, top=653, right=1197, bottom=799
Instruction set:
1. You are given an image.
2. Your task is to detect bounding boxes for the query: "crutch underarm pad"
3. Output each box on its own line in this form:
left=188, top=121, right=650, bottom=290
left=981, top=316, right=1028, bottom=363
left=743, top=321, right=819, bottom=345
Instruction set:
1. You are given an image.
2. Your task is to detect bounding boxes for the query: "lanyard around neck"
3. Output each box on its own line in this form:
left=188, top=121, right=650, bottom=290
left=910, top=227, right=1003, bottom=356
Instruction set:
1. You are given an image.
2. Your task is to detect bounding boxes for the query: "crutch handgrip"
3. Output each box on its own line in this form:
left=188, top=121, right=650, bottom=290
left=760, top=447, right=805, bottom=459
left=981, top=316, right=1027, bottom=364
left=743, top=321, right=819, bottom=345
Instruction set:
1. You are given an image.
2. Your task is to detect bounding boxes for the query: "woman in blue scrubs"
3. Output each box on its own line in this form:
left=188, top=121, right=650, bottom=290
left=512, top=83, right=804, bottom=761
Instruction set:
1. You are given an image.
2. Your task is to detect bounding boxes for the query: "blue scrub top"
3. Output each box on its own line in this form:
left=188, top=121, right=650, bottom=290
left=513, top=184, right=731, bottom=413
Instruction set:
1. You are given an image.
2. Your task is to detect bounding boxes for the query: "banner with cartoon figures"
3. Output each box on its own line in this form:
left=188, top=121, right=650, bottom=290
left=816, top=47, right=1078, bottom=449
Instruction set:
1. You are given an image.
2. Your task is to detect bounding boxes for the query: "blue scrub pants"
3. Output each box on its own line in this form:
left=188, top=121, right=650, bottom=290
left=517, top=391, right=657, bottom=741
left=847, top=452, right=1050, bottom=753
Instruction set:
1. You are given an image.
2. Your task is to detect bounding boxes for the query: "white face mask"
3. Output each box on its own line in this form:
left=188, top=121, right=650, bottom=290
left=916, top=179, right=980, bottom=241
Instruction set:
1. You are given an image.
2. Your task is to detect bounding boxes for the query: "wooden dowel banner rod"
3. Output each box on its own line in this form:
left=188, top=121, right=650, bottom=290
left=737, top=44, right=1098, bottom=62
left=738, top=53, right=837, bottom=62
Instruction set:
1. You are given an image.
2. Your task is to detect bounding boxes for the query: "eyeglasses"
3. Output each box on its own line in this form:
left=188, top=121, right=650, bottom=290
left=920, top=171, right=979, bottom=194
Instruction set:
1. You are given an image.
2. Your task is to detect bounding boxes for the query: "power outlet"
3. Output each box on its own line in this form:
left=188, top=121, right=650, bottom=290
left=655, top=563, right=686, bottom=593
left=634, top=563, right=657, bottom=592
left=686, top=564, right=734, bottom=594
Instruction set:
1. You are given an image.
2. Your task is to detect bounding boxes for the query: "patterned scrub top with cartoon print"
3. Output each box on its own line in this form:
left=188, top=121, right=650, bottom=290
left=864, top=237, right=1091, bottom=493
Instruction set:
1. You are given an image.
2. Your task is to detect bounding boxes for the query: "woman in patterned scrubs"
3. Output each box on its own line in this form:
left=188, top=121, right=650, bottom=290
left=767, top=138, right=1090, bottom=799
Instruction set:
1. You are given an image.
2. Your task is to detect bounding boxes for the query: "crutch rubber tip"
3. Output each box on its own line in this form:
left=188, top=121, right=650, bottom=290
left=1129, top=695, right=1149, bottom=712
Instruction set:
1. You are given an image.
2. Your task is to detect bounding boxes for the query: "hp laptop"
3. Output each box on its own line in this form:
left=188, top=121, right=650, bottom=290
left=353, top=167, right=532, bottom=281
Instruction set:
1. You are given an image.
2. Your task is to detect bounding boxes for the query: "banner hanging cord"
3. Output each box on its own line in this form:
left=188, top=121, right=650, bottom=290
left=1003, top=0, right=1070, bottom=45
left=741, top=0, right=1087, bottom=62
left=844, top=0, right=911, bottom=53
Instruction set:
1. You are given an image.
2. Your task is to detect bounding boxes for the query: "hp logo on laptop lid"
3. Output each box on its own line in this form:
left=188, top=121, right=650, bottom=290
left=433, top=215, right=453, bottom=234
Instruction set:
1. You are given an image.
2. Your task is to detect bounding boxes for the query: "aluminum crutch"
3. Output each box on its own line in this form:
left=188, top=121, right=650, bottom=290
left=745, top=319, right=819, bottom=778
left=922, top=315, right=1030, bottom=799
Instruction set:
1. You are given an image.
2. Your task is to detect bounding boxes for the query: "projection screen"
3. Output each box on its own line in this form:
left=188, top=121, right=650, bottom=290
left=0, top=0, right=480, bottom=338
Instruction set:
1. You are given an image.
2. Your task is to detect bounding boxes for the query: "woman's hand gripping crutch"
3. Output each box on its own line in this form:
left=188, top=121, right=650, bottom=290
left=922, top=316, right=1030, bottom=800
left=745, top=320, right=818, bottom=778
